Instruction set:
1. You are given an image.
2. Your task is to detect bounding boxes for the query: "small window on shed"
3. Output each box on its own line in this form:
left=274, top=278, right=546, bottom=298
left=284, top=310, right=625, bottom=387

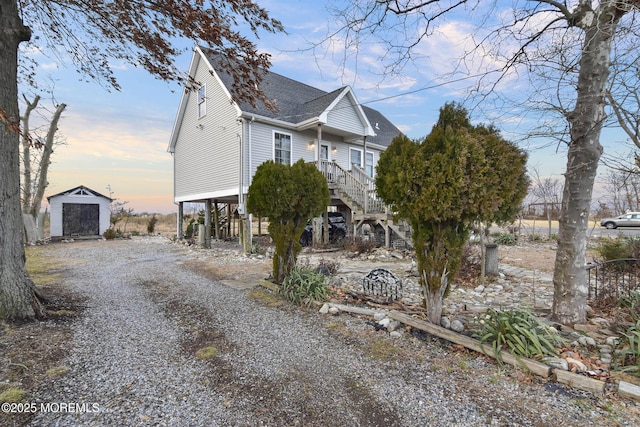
left=197, top=85, right=206, bottom=118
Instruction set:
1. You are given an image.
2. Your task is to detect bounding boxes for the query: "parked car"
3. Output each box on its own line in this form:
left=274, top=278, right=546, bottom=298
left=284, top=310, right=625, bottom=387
left=600, top=212, right=640, bottom=229
left=300, top=212, right=347, bottom=245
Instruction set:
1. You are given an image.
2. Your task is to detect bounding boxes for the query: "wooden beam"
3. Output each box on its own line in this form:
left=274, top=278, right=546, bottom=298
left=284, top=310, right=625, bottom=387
left=618, top=381, right=640, bottom=402
left=389, top=310, right=551, bottom=377
left=554, top=370, right=604, bottom=396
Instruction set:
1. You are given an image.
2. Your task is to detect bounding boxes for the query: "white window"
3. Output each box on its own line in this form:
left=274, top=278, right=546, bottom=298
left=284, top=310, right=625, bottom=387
left=350, top=148, right=363, bottom=169
left=197, top=85, right=206, bottom=118
left=274, top=132, right=291, bottom=165
left=365, top=151, right=374, bottom=176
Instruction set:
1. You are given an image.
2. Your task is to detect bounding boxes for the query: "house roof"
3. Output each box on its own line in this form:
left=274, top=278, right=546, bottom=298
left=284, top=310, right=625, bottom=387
left=47, top=185, right=113, bottom=202
left=200, top=47, right=401, bottom=147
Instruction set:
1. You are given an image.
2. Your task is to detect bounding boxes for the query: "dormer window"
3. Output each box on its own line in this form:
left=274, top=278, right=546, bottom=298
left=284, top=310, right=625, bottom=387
left=197, top=85, right=206, bottom=118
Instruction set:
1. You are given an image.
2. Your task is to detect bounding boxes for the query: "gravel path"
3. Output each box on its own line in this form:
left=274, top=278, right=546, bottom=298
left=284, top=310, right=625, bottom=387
left=29, top=237, right=639, bottom=426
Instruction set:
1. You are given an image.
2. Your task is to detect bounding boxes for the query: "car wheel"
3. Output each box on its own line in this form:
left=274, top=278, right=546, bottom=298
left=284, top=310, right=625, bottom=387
left=300, top=232, right=311, bottom=246
left=604, top=222, right=616, bottom=230
left=333, top=229, right=346, bottom=241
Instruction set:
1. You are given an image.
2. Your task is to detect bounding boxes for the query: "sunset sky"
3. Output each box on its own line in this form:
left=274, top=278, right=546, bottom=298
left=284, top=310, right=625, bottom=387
left=19, top=1, right=629, bottom=214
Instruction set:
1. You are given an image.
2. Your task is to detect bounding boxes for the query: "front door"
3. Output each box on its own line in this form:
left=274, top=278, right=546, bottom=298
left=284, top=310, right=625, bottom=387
left=320, top=144, right=329, bottom=162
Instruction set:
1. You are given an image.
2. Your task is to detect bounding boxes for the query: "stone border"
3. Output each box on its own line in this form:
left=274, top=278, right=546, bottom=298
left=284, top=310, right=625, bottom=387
left=388, top=309, right=640, bottom=402
left=258, top=279, right=640, bottom=401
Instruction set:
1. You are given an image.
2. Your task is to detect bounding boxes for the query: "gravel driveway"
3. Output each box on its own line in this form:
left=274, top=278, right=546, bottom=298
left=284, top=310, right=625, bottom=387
left=28, top=237, right=639, bottom=426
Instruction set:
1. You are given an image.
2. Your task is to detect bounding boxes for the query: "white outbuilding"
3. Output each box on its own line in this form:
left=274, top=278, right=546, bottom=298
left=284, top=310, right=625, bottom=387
left=47, top=185, right=112, bottom=239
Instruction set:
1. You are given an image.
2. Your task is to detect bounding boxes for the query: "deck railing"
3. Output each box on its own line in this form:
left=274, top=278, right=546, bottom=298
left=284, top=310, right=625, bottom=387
left=313, top=160, right=385, bottom=214
left=350, top=165, right=386, bottom=213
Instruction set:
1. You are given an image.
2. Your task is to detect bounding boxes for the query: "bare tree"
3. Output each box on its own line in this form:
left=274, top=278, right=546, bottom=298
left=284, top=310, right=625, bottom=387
left=20, top=94, right=40, bottom=215
left=21, top=95, right=66, bottom=224
left=529, top=167, right=563, bottom=239
left=602, top=169, right=640, bottom=213
left=0, top=0, right=284, bottom=320
left=324, top=0, right=639, bottom=324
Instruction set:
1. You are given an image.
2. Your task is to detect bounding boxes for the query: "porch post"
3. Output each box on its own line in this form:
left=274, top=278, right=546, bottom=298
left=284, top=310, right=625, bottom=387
left=317, top=123, right=322, bottom=168
left=363, top=135, right=368, bottom=214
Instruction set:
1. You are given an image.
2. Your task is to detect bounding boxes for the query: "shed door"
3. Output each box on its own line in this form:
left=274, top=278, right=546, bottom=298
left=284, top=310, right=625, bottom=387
left=62, top=203, right=100, bottom=236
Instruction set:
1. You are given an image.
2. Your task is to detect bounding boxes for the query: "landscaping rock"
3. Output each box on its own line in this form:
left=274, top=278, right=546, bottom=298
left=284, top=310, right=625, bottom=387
left=440, top=317, right=451, bottom=329
left=541, top=357, right=569, bottom=371
left=565, top=357, right=588, bottom=372
left=578, top=336, right=597, bottom=347
left=387, top=320, right=402, bottom=332
left=378, top=318, right=391, bottom=329
left=450, top=319, right=465, bottom=333
left=319, top=303, right=330, bottom=314
left=373, top=312, right=387, bottom=321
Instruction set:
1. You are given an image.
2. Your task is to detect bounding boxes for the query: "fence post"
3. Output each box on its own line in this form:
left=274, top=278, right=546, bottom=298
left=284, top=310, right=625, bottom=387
left=485, top=243, right=499, bottom=276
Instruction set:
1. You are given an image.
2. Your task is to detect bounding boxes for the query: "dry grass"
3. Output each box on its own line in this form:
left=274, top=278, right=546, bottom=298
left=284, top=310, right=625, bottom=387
left=0, top=245, right=84, bottom=426
left=117, top=213, right=177, bottom=237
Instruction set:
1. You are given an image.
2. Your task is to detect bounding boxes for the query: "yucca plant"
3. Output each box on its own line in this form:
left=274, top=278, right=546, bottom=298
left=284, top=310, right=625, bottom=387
left=618, top=291, right=640, bottom=323
left=614, top=321, right=640, bottom=375
left=473, top=308, right=565, bottom=361
left=492, top=233, right=517, bottom=245
left=280, top=266, right=328, bottom=307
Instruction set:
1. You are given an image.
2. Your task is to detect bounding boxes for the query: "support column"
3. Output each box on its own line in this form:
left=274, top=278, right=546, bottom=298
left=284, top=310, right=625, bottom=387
left=177, top=202, right=184, bottom=240
left=312, top=217, right=323, bottom=247
left=198, top=224, right=206, bottom=247
left=323, top=210, right=329, bottom=244
left=385, top=221, right=391, bottom=248
left=204, top=199, right=212, bottom=248
left=242, top=214, right=252, bottom=254
left=213, top=199, right=219, bottom=240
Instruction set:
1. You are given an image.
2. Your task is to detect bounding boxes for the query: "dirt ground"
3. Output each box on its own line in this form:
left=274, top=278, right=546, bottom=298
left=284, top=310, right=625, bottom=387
left=499, top=244, right=557, bottom=273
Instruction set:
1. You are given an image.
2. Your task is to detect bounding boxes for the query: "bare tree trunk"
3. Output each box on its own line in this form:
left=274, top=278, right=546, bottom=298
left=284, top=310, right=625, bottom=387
left=21, top=94, right=39, bottom=213
left=29, top=102, right=66, bottom=220
left=423, top=268, right=448, bottom=325
left=0, top=0, right=45, bottom=320
left=552, top=5, right=622, bottom=325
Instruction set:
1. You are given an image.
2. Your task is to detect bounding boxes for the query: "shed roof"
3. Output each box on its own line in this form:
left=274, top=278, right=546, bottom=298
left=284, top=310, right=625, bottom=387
left=47, top=185, right=113, bottom=202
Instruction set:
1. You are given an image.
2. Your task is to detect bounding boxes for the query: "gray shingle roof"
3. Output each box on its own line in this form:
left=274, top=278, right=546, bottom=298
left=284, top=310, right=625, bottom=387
left=202, top=48, right=401, bottom=147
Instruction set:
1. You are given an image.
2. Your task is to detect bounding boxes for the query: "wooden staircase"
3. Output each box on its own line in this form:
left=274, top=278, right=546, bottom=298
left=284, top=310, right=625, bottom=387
left=312, top=160, right=413, bottom=248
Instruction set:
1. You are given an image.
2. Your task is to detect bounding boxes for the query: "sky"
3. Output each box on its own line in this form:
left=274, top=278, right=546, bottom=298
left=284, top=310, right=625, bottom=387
left=19, top=0, right=633, bottom=214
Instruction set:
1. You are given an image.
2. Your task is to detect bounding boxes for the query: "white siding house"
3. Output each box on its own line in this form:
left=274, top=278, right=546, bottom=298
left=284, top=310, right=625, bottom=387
left=47, top=186, right=112, bottom=239
left=168, top=46, right=406, bottom=246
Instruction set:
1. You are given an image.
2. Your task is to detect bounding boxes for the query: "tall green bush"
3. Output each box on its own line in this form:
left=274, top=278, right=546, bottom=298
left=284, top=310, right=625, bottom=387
left=247, top=159, right=330, bottom=283
left=375, top=102, right=528, bottom=324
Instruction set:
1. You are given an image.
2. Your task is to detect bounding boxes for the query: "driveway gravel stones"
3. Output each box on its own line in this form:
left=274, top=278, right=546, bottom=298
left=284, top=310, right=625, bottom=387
left=26, top=237, right=640, bottom=426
